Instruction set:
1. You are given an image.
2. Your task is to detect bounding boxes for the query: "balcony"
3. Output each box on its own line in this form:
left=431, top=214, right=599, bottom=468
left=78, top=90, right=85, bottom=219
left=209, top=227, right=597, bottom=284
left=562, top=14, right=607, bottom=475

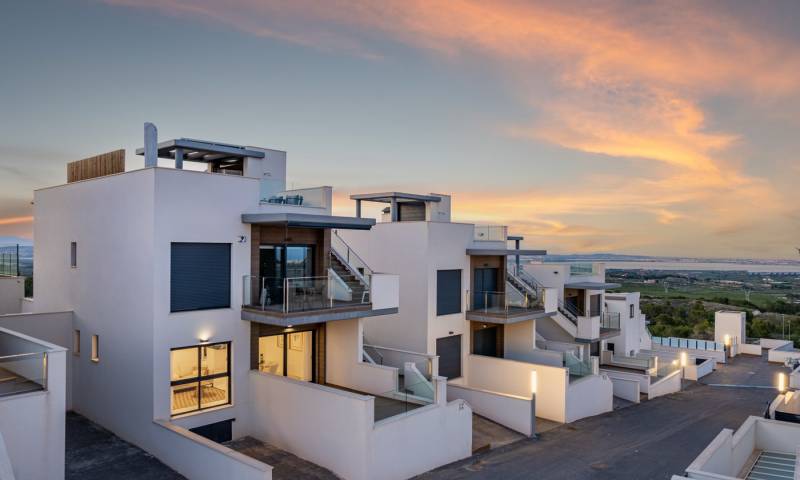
left=0, top=331, right=49, bottom=397
left=466, top=290, right=548, bottom=324
left=473, top=225, right=507, bottom=242
left=260, top=186, right=332, bottom=211
left=242, top=271, right=399, bottom=326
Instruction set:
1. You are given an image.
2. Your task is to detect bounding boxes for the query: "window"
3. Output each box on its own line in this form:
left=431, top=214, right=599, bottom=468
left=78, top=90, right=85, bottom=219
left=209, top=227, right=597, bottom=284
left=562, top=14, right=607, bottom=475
left=436, top=335, right=462, bottom=379
left=91, top=335, right=99, bottom=363
left=70, top=242, right=77, bottom=268
left=436, top=269, right=462, bottom=316
left=73, top=330, right=80, bottom=356
left=170, top=243, right=231, bottom=312
left=629, top=304, right=635, bottom=318
left=589, top=294, right=601, bottom=316
left=170, top=342, right=231, bottom=416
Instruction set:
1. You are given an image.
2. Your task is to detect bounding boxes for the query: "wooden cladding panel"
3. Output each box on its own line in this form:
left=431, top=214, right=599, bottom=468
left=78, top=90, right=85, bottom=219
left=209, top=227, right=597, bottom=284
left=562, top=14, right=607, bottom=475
left=67, top=149, right=125, bottom=183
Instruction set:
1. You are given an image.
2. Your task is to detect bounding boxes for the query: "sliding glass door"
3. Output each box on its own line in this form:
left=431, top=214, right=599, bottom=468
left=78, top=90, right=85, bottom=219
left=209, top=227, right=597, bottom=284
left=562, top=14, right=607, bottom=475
left=259, top=245, right=314, bottom=306
left=258, top=331, right=315, bottom=382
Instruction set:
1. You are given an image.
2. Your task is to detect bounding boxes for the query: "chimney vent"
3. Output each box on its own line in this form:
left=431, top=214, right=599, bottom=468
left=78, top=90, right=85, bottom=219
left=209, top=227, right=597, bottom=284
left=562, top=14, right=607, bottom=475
left=144, top=122, right=158, bottom=168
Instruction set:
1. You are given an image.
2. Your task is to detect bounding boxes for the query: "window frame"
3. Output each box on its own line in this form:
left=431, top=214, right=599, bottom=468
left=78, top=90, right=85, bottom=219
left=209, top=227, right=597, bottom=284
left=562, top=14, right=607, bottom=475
left=436, top=269, right=462, bottom=316
left=90, top=334, right=99, bottom=363
left=170, top=242, right=232, bottom=313
left=170, top=341, right=232, bottom=416
left=70, top=242, right=77, bottom=268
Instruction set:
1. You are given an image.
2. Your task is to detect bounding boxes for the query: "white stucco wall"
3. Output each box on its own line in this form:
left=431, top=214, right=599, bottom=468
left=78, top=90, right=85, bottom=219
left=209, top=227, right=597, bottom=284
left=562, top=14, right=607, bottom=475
left=464, top=354, right=567, bottom=422
left=447, top=383, right=533, bottom=435
left=326, top=318, right=398, bottom=395
left=565, top=374, right=613, bottom=422
left=714, top=311, right=747, bottom=347
left=0, top=339, right=66, bottom=480
left=605, top=292, right=643, bottom=356
left=0, top=278, right=24, bottom=315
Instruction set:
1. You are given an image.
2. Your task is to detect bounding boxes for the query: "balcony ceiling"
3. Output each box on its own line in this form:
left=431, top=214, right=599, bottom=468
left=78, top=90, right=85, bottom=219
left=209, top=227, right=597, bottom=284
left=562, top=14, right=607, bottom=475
left=241, top=212, right=375, bottom=230
left=564, top=281, right=622, bottom=290
left=466, top=248, right=547, bottom=256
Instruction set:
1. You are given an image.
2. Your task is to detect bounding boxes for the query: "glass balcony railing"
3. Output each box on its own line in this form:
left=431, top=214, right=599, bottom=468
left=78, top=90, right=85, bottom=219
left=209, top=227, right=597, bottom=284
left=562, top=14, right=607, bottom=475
left=0, top=351, right=47, bottom=397
left=569, top=263, right=598, bottom=276
left=600, top=312, right=621, bottom=329
left=468, top=290, right=542, bottom=316
left=243, top=271, right=370, bottom=314
left=473, top=225, right=507, bottom=242
left=260, top=186, right=331, bottom=209
left=564, top=351, right=592, bottom=378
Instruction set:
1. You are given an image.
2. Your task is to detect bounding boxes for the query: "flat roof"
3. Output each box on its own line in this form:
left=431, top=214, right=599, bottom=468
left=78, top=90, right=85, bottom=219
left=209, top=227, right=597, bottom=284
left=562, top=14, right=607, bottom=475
left=565, top=281, right=621, bottom=290
left=349, top=192, right=442, bottom=203
left=241, top=212, right=375, bottom=230
left=135, top=138, right=265, bottom=162
left=467, top=248, right=547, bottom=256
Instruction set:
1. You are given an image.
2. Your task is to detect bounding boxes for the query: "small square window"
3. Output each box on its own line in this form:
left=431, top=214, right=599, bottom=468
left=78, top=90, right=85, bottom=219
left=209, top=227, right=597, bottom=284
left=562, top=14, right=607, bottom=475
left=70, top=242, right=77, bottom=268
left=73, top=330, right=81, bottom=356
left=91, top=335, right=99, bottom=363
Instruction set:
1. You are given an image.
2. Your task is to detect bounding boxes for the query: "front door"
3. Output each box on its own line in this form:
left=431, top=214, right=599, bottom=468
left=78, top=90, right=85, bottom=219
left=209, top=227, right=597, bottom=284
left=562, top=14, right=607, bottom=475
left=259, top=245, right=314, bottom=306
left=436, top=335, right=462, bottom=379
left=473, top=325, right=498, bottom=357
left=473, top=267, right=498, bottom=309
left=258, top=330, right=315, bottom=382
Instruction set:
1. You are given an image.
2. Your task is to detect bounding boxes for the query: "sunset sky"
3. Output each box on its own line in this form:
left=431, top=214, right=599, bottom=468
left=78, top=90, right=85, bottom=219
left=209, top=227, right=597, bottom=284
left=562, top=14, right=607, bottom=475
left=1, top=0, right=798, bottom=258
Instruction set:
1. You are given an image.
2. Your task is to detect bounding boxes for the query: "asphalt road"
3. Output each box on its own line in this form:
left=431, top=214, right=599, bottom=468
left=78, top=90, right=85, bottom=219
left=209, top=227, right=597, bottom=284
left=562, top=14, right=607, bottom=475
left=417, top=352, right=785, bottom=480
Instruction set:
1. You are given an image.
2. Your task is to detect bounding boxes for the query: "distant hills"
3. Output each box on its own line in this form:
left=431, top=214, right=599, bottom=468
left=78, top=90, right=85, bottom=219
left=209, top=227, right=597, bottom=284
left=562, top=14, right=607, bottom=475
left=539, top=253, right=800, bottom=266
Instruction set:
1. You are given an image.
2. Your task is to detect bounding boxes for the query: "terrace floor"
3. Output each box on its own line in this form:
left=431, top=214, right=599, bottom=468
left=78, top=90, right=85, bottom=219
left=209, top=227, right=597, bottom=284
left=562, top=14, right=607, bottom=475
left=225, top=437, right=338, bottom=480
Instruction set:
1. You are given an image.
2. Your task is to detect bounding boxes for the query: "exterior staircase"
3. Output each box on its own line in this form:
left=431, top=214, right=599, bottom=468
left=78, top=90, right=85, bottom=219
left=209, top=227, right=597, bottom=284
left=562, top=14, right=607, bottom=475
left=329, top=254, right=369, bottom=303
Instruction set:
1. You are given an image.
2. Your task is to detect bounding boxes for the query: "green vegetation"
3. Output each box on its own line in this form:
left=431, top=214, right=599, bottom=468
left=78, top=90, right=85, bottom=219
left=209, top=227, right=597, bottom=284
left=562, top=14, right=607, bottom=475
left=610, top=269, right=800, bottom=345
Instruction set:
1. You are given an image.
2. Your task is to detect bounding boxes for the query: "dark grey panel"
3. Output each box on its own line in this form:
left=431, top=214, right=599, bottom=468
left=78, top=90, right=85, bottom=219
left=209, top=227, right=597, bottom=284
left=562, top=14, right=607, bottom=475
left=436, top=335, right=462, bottom=380
left=436, top=269, right=462, bottom=316
left=171, top=243, right=231, bottom=312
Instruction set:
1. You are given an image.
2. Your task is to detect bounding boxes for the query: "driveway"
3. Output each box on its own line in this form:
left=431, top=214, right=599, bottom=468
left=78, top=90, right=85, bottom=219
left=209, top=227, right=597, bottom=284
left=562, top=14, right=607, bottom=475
left=416, top=353, right=787, bottom=480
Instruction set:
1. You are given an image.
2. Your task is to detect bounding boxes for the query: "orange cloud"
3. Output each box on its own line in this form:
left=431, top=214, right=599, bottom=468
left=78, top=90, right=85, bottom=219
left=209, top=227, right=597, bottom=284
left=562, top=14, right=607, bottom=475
left=103, top=0, right=798, bottom=256
left=0, top=216, right=33, bottom=226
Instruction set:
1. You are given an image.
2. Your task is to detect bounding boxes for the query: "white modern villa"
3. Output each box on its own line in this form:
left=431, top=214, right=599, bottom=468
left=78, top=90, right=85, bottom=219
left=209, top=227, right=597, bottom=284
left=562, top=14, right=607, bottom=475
left=336, top=192, right=657, bottom=433
left=0, top=126, right=475, bottom=480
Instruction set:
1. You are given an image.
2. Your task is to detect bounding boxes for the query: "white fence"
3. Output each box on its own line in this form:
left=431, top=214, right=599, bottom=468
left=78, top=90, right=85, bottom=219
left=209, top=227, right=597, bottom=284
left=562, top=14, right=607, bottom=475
left=152, top=420, right=271, bottom=480
left=683, top=358, right=715, bottom=381
left=648, top=370, right=683, bottom=400
left=652, top=336, right=724, bottom=352
left=249, top=371, right=472, bottom=480
left=447, top=384, right=533, bottom=436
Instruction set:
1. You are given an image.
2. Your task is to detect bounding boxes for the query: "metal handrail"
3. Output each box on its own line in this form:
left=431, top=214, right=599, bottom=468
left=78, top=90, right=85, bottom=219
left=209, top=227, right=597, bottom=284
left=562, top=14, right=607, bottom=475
left=558, top=298, right=581, bottom=324
left=331, top=230, right=373, bottom=287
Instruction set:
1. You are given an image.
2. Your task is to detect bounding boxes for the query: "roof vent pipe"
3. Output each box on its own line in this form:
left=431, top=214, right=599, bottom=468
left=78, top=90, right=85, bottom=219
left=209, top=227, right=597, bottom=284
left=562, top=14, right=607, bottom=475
left=144, top=122, right=158, bottom=168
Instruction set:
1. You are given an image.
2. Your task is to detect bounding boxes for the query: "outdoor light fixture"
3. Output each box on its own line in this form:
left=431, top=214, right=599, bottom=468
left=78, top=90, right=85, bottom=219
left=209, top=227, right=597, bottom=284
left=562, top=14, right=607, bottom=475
left=530, top=371, right=538, bottom=395
left=680, top=351, right=688, bottom=368
left=724, top=334, right=731, bottom=347
left=778, top=372, right=787, bottom=393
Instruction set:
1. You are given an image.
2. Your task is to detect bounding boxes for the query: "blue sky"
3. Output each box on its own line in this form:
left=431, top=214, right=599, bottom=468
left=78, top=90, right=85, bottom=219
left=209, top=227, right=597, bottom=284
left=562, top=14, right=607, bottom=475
left=1, top=0, right=799, bottom=259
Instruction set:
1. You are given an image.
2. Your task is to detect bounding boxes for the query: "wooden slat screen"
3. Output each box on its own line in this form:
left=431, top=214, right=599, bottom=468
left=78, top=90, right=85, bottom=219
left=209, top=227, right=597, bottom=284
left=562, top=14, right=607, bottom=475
left=67, top=149, right=125, bottom=183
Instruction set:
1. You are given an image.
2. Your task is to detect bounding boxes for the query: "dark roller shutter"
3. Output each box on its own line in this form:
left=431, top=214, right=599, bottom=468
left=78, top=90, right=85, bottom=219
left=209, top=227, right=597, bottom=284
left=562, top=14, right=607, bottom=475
left=436, top=269, right=462, bottom=316
left=436, top=335, right=462, bottom=379
left=171, top=243, right=231, bottom=312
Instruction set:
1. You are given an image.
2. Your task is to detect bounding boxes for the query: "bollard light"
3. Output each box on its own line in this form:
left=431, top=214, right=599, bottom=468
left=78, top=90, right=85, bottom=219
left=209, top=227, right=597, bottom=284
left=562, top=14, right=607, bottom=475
left=778, top=372, right=787, bottom=393
left=680, top=351, right=688, bottom=368
left=530, top=371, right=538, bottom=395
left=724, top=334, right=731, bottom=347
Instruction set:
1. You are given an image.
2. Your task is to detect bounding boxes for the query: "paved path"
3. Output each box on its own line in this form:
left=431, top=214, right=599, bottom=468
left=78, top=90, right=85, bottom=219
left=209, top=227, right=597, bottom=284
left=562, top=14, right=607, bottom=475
left=66, top=413, right=182, bottom=480
left=416, top=354, right=788, bottom=480
left=226, top=437, right=338, bottom=480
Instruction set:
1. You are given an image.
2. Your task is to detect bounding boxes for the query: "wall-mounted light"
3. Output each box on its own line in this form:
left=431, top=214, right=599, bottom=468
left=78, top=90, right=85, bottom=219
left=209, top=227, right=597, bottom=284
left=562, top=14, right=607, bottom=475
left=238, top=235, right=247, bottom=243
left=198, top=331, right=212, bottom=344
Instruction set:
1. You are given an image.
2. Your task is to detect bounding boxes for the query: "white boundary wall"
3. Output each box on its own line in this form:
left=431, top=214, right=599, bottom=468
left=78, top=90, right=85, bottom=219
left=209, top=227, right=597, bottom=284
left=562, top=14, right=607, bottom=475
left=0, top=330, right=66, bottom=480
left=684, top=359, right=715, bottom=381
left=649, top=370, right=682, bottom=400
left=326, top=318, right=398, bottom=395
left=0, top=277, right=24, bottom=315
left=152, top=420, right=271, bottom=480
left=684, top=416, right=800, bottom=480
left=249, top=371, right=472, bottom=480
left=447, top=383, right=533, bottom=436
left=609, top=377, right=640, bottom=403
left=739, top=343, right=762, bottom=356
left=464, top=354, right=566, bottom=422
left=565, top=374, right=613, bottom=422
